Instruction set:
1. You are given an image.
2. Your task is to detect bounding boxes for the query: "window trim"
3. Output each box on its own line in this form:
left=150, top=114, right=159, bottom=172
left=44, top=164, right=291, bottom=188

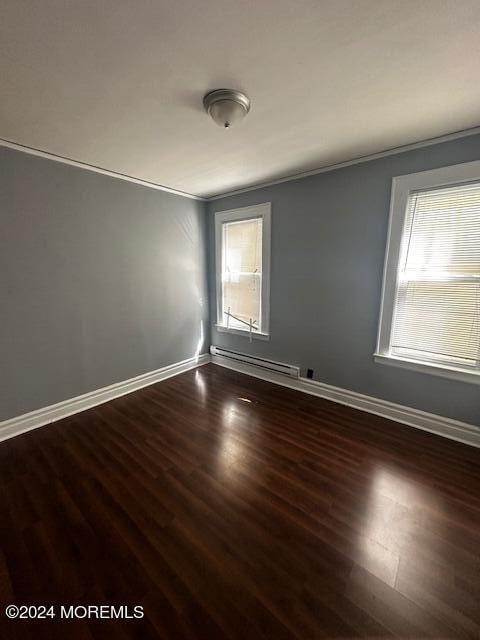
left=374, top=160, right=480, bottom=384
left=214, top=203, right=271, bottom=338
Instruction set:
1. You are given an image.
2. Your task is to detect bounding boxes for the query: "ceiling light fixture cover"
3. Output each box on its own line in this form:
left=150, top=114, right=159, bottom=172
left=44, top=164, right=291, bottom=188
left=203, top=89, right=250, bottom=128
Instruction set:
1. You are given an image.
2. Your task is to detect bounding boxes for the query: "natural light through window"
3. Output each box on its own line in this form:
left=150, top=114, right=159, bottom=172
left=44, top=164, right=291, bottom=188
left=222, top=217, right=262, bottom=330
left=215, top=203, right=271, bottom=338
left=376, top=162, right=480, bottom=382
left=392, top=182, right=480, bottom=367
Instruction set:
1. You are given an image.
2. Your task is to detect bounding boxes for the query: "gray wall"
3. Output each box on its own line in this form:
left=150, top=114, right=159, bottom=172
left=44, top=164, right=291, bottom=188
left=0, top=147, right=209, bottom=421
left=208, top=134, right=480, bottom=426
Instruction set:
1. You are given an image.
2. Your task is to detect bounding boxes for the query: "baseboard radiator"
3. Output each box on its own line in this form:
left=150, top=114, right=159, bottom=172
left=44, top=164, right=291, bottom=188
left=210, top=346, right=299, bottom=378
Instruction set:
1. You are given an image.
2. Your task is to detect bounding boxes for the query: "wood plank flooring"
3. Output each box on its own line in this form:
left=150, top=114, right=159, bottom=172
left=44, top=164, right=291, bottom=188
left=1, top=363, right=480, bottom=639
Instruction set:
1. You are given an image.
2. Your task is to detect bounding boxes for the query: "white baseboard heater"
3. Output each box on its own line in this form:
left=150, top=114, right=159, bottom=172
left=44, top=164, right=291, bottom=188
left=210, top=346, right=300, bottom=378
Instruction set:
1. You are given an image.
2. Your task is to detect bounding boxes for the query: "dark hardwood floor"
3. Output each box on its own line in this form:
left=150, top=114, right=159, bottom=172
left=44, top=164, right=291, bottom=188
left=1, top=363, right=480, bottom=639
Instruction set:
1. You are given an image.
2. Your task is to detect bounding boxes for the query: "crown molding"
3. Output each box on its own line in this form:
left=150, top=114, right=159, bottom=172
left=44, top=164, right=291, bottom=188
left=0, top=137, right=206, bottom=201
left=3, top=124, right=480, bottom=204
left=206, top=125, right=480, bottom=201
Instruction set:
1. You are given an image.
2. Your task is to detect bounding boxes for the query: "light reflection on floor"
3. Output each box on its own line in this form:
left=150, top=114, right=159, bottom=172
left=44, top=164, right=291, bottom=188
left=215, top=398, right=257, bottom=479
left=193, top=369, right=207, bottom=404
left=359, top=466, right=444, bottom=588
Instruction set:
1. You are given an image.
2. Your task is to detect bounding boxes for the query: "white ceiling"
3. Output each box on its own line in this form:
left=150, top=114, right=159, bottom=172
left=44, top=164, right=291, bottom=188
left=1, top=1, right=480, bottom=198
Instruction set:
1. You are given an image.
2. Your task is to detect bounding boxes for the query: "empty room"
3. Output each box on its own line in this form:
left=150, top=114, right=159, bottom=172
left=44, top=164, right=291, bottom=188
left=1, top=1, right=480, bottom=638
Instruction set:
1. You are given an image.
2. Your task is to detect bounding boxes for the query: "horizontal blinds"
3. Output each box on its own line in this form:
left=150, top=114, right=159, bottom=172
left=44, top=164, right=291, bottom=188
left=391, top=181, right=480, bottom=368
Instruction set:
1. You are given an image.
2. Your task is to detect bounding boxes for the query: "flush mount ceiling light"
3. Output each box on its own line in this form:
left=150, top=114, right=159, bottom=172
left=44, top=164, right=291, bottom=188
left=203, top=89, right=251, bottom=128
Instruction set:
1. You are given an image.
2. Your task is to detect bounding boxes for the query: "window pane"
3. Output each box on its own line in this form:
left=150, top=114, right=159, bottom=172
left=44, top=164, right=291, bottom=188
left=223, top=273, right=262, bottom=329
left=400, top=182, right=480, bottom=276
left=391, top=180, right=480, bottom=368
left=222, top=218, right=262, bottom=330
left=392, top=280, right=480, bottom=366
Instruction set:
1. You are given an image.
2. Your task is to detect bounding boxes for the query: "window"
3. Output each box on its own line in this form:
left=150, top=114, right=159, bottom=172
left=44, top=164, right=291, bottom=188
left=375, top=161, right=480, bottom=383
left=215, top=203, right=271, bottom=339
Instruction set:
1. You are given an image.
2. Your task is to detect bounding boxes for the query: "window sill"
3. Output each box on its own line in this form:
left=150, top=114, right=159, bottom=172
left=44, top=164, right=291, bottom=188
left=374, top=353, right=480, bottom=385
left=214, top=324, right=270, bottom=341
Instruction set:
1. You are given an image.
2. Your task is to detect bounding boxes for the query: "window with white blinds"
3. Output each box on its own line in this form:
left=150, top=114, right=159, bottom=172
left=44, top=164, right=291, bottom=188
left=376, top=161, right=480, bottom=382
left=215, top=203, right=271, bottom=338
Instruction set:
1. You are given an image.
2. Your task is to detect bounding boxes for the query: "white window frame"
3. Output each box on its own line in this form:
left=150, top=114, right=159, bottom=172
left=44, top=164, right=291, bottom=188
left=375, top=160, right=480, bottom=384
left=214, top=203, right=271, bottom=340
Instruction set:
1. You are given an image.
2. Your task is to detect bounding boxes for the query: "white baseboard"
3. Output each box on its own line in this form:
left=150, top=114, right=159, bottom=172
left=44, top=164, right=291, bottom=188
left=211, top=355, right=480, bottom=449
left=0, top=354, right=211, bottom=443
left=3, top=351, right=479, bottom=450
